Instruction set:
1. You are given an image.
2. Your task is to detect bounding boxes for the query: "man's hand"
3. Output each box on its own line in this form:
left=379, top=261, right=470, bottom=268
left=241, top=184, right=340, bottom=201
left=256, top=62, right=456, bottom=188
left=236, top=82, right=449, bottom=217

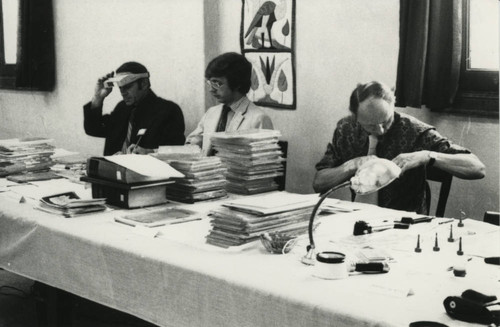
left=392, top=151, right=429, bottom=173
left=126, top=144, right=156, bottom=155
left=91, top=72, right=114, bottom=108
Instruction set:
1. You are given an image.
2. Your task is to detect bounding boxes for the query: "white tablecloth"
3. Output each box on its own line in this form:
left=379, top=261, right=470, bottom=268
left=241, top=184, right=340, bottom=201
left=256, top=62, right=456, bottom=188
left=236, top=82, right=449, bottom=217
left=0, top=179, right=498, bottom=327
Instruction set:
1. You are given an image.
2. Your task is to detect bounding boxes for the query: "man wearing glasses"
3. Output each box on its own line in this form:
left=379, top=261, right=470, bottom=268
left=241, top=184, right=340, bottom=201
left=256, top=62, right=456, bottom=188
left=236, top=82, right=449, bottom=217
left=83, top=61, right=185, bottom=155
left=186, top=52, right=274, bottom=156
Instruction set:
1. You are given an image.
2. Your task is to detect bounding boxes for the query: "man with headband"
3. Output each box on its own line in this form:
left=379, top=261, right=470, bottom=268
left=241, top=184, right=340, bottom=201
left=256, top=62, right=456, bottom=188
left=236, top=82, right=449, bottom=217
left=83, top=61, right=185, bottom=155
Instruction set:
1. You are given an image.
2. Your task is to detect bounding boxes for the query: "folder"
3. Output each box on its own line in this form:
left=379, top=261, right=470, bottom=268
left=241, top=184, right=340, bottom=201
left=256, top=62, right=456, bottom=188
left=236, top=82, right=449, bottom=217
left=87, top=155, right=183, bottom=184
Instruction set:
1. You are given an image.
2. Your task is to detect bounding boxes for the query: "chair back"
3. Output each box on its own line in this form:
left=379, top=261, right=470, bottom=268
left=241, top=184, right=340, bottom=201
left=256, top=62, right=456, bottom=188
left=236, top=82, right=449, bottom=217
left=275, top=140, right=288, bottom=191
left=426, top=165, right=453, bottom=217
left=483, top=211, right=500, bottom=226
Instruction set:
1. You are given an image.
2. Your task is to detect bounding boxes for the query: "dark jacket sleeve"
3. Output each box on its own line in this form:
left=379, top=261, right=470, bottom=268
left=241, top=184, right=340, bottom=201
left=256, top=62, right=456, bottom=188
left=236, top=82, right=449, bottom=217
left=83, top=102, right=110, bottom=138
left=158, top=101, right=185, bottom=146
left=138, top=100, right=185, bottom=149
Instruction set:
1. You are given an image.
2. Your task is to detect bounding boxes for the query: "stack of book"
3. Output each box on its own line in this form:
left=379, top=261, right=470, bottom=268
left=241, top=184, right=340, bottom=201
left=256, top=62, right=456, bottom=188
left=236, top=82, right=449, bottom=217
left=0, top=137, right=55, bottom=177
left=206, top=192, right=319, bottom=248
left=210, top=129, right=284, bottom=195
left=37, top=191, right=107, bottom=218
left=164, top=156, right=227, bottom=203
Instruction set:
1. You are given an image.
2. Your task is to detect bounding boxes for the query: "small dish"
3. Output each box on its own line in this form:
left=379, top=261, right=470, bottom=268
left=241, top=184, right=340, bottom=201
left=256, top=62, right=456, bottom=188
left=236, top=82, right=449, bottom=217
left=260, top=232, right=298, bottom=254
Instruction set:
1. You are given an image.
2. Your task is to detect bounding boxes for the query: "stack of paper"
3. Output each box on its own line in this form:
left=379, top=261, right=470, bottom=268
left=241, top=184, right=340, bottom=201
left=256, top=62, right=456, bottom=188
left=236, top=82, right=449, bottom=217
left=206, top=192, right=319, bottom=248
left=164, top=156, right=227, bottom=203
left=50, top=149, right=88, bottom=182
left=0, top=137, right=55, bottom=177
left=210, top=129, right=284, bottom=195
left=37, top=191, right=107, bottom=217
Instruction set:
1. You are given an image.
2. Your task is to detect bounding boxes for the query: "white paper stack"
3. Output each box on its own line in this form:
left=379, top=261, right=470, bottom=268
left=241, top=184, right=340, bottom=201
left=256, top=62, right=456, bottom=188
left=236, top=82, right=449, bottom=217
left=210, top=129, right=284, bottom=195
left=0, top=137, right=55, bottom=177
left=164, top=156, right=227, bottom=203
left=206, top=192, right=319, bottom=248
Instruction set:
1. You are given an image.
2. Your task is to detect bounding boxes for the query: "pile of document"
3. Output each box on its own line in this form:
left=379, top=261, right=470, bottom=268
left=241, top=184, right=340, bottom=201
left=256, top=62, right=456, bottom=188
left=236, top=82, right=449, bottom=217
left=210, top=129, right=284, bottom=194
left=37, top=191, right=107, bottom=218
left=206, top=192, right=319, bottom=248
left=0, top=137, right=55, bottom=177
left=164, top=156, right=227, bottom=203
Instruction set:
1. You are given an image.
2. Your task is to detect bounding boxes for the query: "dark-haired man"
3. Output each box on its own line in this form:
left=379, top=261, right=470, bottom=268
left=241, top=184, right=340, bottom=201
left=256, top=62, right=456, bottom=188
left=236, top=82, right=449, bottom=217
left=83, top=61, right=185, bottom=155
left=186, top=52, right=273, bottom=156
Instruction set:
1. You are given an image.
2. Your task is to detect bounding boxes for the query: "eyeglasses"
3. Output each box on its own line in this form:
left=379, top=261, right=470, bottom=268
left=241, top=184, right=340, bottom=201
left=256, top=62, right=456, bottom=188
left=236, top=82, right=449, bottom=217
left=206, top=79, right=224, bottom=90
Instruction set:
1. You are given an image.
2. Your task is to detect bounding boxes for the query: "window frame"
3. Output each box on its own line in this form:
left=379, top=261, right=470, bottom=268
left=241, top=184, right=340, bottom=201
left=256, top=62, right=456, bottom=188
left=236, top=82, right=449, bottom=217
left=0, top=2, right=17, bottom=89
left=453, top=0, right=499, bottom=117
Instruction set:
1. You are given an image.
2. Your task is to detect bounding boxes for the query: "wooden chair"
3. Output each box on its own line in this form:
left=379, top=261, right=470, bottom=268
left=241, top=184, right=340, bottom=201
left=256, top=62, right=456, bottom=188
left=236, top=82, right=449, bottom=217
left=275, top=141, right=288, bottom=191
left=483, top=211, right=500, bottom=226
left=425, top=165, right=453, bottom=217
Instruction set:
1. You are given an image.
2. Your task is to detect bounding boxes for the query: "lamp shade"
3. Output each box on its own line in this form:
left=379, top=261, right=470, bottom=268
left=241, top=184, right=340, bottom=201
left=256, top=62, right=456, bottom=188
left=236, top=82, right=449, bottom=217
left=350, top=158, right=401, bottom=194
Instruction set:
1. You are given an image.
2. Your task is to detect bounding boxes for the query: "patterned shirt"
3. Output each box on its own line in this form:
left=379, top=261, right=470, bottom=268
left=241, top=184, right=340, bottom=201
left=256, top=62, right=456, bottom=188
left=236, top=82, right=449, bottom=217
left=315, top=112, right=470, bottom=213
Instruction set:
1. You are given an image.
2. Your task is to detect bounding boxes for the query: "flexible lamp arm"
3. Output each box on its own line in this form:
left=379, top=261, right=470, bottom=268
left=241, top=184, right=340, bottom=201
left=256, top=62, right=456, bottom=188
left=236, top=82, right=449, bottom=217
left=307, top=180, right=351, bottom=250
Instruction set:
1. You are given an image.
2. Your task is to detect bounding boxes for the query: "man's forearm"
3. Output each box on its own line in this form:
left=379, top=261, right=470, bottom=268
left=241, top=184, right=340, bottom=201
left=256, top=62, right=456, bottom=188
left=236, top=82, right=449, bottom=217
left=431, top=152, right=485, bottom=180
left=312, top=161, right=357, bottom=193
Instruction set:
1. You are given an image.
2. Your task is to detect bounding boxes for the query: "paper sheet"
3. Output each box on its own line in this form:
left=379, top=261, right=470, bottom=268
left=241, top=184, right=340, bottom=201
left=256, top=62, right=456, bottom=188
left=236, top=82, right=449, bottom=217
left=104, top=154, right=184, bottom=178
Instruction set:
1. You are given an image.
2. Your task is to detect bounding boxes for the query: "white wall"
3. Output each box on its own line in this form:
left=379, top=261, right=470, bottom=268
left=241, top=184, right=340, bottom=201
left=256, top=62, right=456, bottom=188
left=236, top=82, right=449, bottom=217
left=0, top=0, right=206, bottom=157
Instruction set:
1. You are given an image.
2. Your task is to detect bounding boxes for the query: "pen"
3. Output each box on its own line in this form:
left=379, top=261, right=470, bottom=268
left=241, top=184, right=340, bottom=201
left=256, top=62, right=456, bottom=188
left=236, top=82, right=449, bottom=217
left=438, top=219, right=454, bottom=225
left=131, top=129, right=147, bottom=154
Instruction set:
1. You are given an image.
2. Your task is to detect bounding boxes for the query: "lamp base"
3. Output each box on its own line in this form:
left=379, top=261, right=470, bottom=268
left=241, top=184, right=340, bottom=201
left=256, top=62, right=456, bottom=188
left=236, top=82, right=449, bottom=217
left=301, top=248, right=316, bottom=265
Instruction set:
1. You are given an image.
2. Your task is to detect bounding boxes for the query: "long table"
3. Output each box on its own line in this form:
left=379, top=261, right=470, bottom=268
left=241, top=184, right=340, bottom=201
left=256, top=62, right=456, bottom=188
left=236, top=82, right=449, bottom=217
left=0, top=178, right=498, bottom=327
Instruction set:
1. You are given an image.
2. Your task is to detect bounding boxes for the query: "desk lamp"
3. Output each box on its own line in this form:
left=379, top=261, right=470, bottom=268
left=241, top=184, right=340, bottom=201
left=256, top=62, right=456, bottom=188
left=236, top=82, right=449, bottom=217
left=301, top=158, right=401, bottom=265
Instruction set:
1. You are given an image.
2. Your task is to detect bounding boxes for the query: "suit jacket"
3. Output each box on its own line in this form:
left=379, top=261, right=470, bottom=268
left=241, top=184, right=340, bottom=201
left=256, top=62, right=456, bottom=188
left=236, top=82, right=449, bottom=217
left=186, top=96, right=274, bottom=156
left=83, top=90, right=185, bottom=155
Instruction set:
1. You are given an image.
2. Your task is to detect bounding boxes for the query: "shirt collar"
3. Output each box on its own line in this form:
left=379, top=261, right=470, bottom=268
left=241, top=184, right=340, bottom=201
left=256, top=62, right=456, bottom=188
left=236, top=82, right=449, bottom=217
left=227, top=96, right=249, bottom=113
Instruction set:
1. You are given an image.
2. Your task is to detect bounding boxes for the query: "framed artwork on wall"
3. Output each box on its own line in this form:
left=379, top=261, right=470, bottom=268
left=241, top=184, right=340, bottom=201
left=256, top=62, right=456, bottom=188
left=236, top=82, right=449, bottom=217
left=240, top=0, right=296, bottom=109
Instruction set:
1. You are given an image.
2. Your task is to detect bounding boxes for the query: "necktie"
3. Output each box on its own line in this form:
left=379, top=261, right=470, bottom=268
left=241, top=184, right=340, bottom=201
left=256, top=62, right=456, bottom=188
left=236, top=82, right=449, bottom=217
left=216, top=105, right=231, bottom=132
left=122, top=107, right=136, bottom=153
left=208, top=105, right=231, bottom=156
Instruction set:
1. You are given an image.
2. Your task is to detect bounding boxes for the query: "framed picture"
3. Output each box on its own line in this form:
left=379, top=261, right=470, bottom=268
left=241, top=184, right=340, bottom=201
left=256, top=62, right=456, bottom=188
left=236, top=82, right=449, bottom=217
left=241, top=0, right=296, bottom=109
left=246, top=52, right=295, bottom=108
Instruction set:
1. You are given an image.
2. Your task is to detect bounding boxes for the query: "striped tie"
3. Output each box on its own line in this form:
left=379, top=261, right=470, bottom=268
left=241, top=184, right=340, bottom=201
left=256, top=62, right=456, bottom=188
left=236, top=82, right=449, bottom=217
left=122, top=108, right=136, bottom=153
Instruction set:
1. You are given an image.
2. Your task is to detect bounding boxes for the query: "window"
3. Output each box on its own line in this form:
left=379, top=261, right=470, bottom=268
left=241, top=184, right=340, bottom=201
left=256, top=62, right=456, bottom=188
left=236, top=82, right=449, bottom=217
left=0, top=0, right=55, bottom=91
left=0, top=0, right=19, bottom=88
left=454, top=0, right=499, bottom=116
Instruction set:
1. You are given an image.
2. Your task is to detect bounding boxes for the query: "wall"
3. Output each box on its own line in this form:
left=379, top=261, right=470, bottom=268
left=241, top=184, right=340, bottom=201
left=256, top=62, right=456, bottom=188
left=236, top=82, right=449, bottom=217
left=0, top=0, right=206, bottom=157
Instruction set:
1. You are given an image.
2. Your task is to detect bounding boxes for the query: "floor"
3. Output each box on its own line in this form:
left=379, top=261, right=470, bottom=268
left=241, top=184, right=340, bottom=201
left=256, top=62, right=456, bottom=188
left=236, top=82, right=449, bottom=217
left=0, top=269, right=157, bottom=327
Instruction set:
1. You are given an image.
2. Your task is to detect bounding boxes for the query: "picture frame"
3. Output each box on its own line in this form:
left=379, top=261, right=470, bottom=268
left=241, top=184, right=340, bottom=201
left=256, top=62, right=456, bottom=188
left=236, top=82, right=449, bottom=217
left=240, top=0, right=296, bottom=109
